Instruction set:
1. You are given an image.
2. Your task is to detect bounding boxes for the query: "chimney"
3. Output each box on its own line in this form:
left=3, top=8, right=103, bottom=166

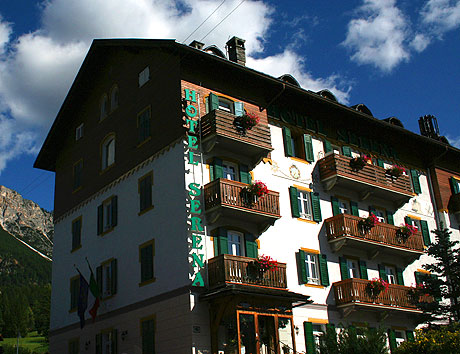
left=226, top=36, right=246, bottom=66
left=419, top=114, right=440, bottom=139
left=189, top=40, right=205, bottom=50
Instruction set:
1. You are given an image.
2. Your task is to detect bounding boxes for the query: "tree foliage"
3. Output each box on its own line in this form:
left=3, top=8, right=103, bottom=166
left=408, top=227, right=460, bottom=323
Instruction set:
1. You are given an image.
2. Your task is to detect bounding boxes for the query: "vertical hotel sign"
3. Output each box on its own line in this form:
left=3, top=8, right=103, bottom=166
left=184, top=88, right=205, bottom=287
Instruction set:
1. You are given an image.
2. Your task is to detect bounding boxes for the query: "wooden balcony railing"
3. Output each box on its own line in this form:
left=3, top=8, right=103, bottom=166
left=333, top=278, right=423, bottom=310
left=208, top=254, right=287, bottom=289
left=318, top=154, right=413, bottom=197
left=325, top=214, right=425, bottom=253
left=200, top=110, right=272, bottom=151
left=204, top=178, right=281, bottom=218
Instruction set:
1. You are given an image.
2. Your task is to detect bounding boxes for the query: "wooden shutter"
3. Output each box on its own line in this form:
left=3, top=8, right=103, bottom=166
left=303, top=134, right=314, bottom=162
left=311, top=193, right=322, bottom=222
left=142, top=319, right=155, bottom=354
left=323, top=140, right=332, bottom=154
left=111, top=329, right=118, bottom=354
left=111, top=259, right=117, bottom=295
left=289, top=187, right=300, bottom=218
left=297, top=250, right=307, bottom=284
left=350, top=201, right=359, bottom=216
left=141, top=244, right=153, bottom=282
left=97, top=204, right=103, bottom=235
left=331, top=196, right=340, bottom=216
left=420, top=220, right=431, bottom=246
left=318, top=254, right=329, bottom=286
left=411, top=170, right=422, bottom=194
left=282, top=126, right=294, bottom=157
left=414, top=271, right=423, bottom=285
left=450, top=176, right=460, bottom=194
left=406, top=330, right=415, bottom=342
left=111, top=196, right=118, bottom=228
left=396, top=268, right=404, bottom=285
left=239, top=164, right=251, bottom=184
left=209, top=93, right=219, bottom=111
left=378, top=264, right=387, bottom=280
left=404, top=216, right=412, bottom=225
left=376, top=159, right=384, bottom=168
left=212, top=158, right=223, bottom=180
left=234, top=101, right=244, bottom=116
left=388, top=329, right=397, bottom=353
left=245, top=233, right=258, bottom=258
left=342, top=146, right=352, bottom=157
left=217, top=227, right=228, bottom=255
left=96, top=333, right=102, bottom=354
left=303, top=322, right=315, bottom=354
left=359, top=260, right=368, bottom=280
left=96, top=266, right=103, bottom=294
left=369, top=205, right=376, bottom=214
left=339, top=257, right=349, bottom=280
left=386, top=211, right=394, bottom=225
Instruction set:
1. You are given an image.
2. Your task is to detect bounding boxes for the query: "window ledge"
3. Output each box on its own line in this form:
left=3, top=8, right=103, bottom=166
left=137, top=136, right=152, bottom=148
left=72, top=186, right=83, bottom=194
left=100, top=163, right=115, bottom=175
left=297, top=218, right=318, bottom=224
left=102, top=294, right=115, bottom=301
left=71, top=245, right=82, bottom=253
left=138, top=205, right=154, bottom=216
left=304, top=283, right=326, bottom=289
left=100, top=227, right=115, bottom=237
left=289, top=157, right=312, bottom=165
left=139, top=277, right=156, bottom=287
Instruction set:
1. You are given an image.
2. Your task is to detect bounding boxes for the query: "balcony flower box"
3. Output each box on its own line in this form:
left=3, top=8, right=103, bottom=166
left=248, top=255, right=279, bottom=282
left=233, top=112, right=260, bottom=136
left=396, top=223, right=418, bottom=243
left=386, top=165, right=405, bottom=178
left=349, top=155, right=371, bottom=171
left=241, top=180, right=268, bottom=205
left=357, top=213, right=379, bottom=233
left=365, top=278, right=389, bottom=300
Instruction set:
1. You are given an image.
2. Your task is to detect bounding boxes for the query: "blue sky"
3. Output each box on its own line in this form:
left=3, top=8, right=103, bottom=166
left=0, top=0, right=459, bottom=212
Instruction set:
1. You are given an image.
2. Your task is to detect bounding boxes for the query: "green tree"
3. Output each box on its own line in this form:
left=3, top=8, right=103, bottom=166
left=408, top=227, right=460, bottom=323
left=1, top=290, right=34, bottom=338
left=395, top=324, right=460, bottom=354
left=32, top=285, right=50, bottom=339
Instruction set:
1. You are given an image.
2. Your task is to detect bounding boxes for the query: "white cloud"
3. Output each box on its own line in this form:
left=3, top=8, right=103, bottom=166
left=0, top=0, right=352, bottom=174
left=421, top=0, right=460, bottom=35
left=445, top=134, right=460, bottom=148
left=410, top=33, right=431, bottom=52
left=342, top=0, right=410, bottom=72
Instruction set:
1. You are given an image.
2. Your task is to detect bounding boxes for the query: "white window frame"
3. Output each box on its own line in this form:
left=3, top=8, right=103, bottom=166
left=100, top=95, right=108, bottom=120
left=102, top=262, right=113, bottom=298
left=297, top=190, right=312, bottom=220
left=103, top=199, right=113, bottom=232
left=101, top=331, right=113, bottom=354
left=347, top=258, right=360, bottom=279
left=222, top=161, right=239, bottom=181
left=312, top=324, right=326, bottom=347
left=102, top=136, right=115, bottom=170
left=338, top=199, right=349, bottom=215
left=139, top=66, right=150, bottom=87
left=227, top=230, right=243, bottom=256
left=305, top=253, right=320, bottom=285
left=386, top=265, right=397, bottom=285
left=218, top=98, right=234, bottom=113
left=75, top=123, right=84, bottom=141
left=394, top=330, right=406, bottom=347
left=374, top=208, right=386, bottom=223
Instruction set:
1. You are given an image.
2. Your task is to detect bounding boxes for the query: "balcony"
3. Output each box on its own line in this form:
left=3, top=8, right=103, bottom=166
left=200, top=110, right=273, bottom=166
left=318, top=154, right=414, bottom=207
left=333, top=278, right=428, bottom=317
left=204, top=178, right=280, bottom=232
left=208, top=254, right=287, bottom=289
left=325, top=214, right=424, bottom=263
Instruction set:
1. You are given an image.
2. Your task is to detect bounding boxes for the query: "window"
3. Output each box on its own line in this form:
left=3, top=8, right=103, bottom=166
left=101, top=135, right=115, bottom=170
left=100, top=95, right=108, bottom=120
left=137, top=107, right=151, bottom=144
left=96, top=329, right=117, bottom=354
left=139, top=240, right=155, bottom=285
left=450, top=176, right=460, bottom=195
left=405, top=216, right=430, bottom=245
left=97, top=259, right=117, bottom=299
left=213, top=228, right=258, bottom=258
left=71, top=217, right=82, bottom=251
left=373, top=207, right=386, bottom=223
left=75, top=123, right=84, bottom=141
left=209, top=158, right=251, bottom=184
left=297, top=250, right=329, bottom=286
left=110, top=86, right=119, bottom=111
left=208, top=92, right=244, bottom=116
left=339, top=257, right=367, bottom=280
left=218, top=97, right=233, bottom=113
left=97, top=196, right=117, bottom=235
left=289, top=186, right=322, bottom=222
left=141, top=317, right=155, bottom=354
left=70, top=276, right=79, bottom=311
left=69, top=338, right=80, bottom=354
left=138, top=172, right=153, bottom=213
left=386, top=265, right=397, bottom=284
left=139, top=66, right=150, bottom=87
left=379, top=264, right=404, bottom=285
left=73, top=160, right=83, bottom=190
left=388, top=329, right=414, bottom=351
left=282, top=127, right=314, bottom=162
left=304, top=322, right=331, bottom=354
left=222, top=161, right=239, bottom=181
left=331, top=196, right=349, bottom=216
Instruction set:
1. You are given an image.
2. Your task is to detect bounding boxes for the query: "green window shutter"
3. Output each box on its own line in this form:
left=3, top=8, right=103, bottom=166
left=234, top=101, right=244, bottom=116
left=386, top=211, right=394, bottom=225
left=311, top=192, right=322, bottom=222
left=339, top=257, right=349, bottom=280
left=404, top=216, right=412, bottom=225
left=396, top=268, right=404, bottom=285
left=323, top=140, right=332, bottom=154
left=318, top=254, right=329, bottom=286
left=111, top=196, right=118, bottom=227
left=331, top=196, right=340, bottom=216
left=450, top=177, right=460, bottom=194
left=142, top=319, right=155, bottom=354
left=212, top=158, right=223, bottom=180
left=369, top=205, right=376, bottom=214
left=217, top=227, right=228, bottom=255
left=414, top=271, right=423, bottom=285
left=111, top=259, right=117, bottom=295
left=239, top=164, right=250, bottom=184
left=141, top=244, right=153, bottom=282
left=96, top=266, right=103, bottom=294
left=303, top=322, right=315, bottom=354
left=406, top=330, right=415, bottom=342
left=289, top=187, right=300, bottom=218
left=342, top=146, right=352, bottom=157
left=411, top=170, right=422, bottom=194
left=377, top=159, right=384, bottom=168
left=282, top=126, right=294, bottom=157
left=111, top=329, right=118, bottom=354
left=378, top=264, right=387, bottom=280
left=420, top=220, right=431, bottom=246
left=209, top=92, right=219, bottom=111
left=350, top=201, right=359, bottom=216
left=297, top=250, right=307, bottom=284
left=388, top=329, right=397, bottom=353
left=96, top=333, right=102, bottom=354
left=97, top=204, right=103, bottom=235
left=303, top=134, right=314, bottom=162
left=359, top=260, right=368, bottom=280
left=245, top=233, right=258, bottom=258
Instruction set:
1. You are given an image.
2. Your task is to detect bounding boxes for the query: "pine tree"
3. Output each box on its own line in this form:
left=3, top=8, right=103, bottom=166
left=319, top=326, right=388, bottom=354
left=408, top=226, right=460, bottom=323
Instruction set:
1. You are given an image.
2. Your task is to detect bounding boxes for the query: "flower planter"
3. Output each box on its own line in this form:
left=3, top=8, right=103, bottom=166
left=349, top=155, right=371, bottom=171
left=233, top=113, right=260, bottom=136
left=365, top=278, right=389, bottom=302
left=357, top=213, right=379, bottom=234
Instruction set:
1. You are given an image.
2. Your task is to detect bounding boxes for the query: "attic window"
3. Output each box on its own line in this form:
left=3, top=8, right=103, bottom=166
left=75, top=123, right=84, bottom=141
left=139, top=66, right=150, bottom=87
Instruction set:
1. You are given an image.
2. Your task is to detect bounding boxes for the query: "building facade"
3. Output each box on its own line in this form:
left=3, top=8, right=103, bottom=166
left=35, top=37, right=460, bottom=354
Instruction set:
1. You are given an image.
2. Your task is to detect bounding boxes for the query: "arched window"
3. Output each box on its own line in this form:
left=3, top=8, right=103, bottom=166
left=100, top=95, right=108, bottom=120
left=101, top=134, right=115, bottom=170
left=110, top=86, right=119, bottom=111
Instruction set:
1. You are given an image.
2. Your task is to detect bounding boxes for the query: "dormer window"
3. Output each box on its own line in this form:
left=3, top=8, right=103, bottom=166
left=101, top=134, right=115, bottom=170
left=75, top=123, right=84, bottom=141
left=139, top=66, right=150, bottom=87
left=100, top=95, right=108, bottom=120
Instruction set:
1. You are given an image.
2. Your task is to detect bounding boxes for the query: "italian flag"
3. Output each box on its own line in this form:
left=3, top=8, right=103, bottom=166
left=87, top=259, right=101, bottom=322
